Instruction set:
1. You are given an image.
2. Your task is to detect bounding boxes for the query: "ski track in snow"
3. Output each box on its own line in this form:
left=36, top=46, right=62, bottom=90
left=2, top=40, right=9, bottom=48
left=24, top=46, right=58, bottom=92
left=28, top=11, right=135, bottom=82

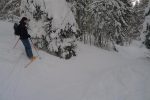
left=0, top=21, right=150, bottom=100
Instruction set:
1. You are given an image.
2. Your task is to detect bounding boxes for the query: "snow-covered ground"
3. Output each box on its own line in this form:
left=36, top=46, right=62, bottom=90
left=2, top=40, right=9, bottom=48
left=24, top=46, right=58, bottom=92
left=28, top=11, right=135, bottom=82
left=0, top=21, right=150, bottom=100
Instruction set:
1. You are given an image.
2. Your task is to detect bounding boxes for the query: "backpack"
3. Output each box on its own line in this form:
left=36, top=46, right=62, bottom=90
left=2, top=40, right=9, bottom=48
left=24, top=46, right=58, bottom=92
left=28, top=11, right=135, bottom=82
left=14, top=23, right=20, bottom=36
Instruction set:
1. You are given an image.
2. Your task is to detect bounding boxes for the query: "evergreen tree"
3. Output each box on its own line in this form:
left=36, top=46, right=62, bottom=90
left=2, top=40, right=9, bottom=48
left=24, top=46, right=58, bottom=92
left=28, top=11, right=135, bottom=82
left=131, top=0, right=149, bottom=40
left=68, top=0, right=134, bottom=50
left=21, top=0, right=77, bottom=59
left=0, top=0, right=21, bottom=21
left=143, top=0, right=150, bottom=49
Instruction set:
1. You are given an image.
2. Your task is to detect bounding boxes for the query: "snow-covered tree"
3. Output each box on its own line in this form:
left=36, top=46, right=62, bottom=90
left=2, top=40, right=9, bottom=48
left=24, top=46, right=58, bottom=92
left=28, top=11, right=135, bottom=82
left=20, top=0, right=78, bottom=59
left=0, top=0, right=21, bottom=21
left=68, top=0, right=135, bottom=50
left=131, top=0, right=149, bottom=39
left=143, top=0, right=150, bottom=49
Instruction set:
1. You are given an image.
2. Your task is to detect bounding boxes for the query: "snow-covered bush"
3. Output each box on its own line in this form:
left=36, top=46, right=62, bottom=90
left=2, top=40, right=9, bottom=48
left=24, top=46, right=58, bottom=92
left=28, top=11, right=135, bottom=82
left=47, top=23, right=77, bottom=59
left=20, top=0, right=78, bottom=59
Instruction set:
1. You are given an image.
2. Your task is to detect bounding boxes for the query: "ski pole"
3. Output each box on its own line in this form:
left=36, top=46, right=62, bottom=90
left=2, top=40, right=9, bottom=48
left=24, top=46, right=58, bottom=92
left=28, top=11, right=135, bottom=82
left=13, top=38, right=20, bottom=49
left=30, top=38, right=41, bottom=59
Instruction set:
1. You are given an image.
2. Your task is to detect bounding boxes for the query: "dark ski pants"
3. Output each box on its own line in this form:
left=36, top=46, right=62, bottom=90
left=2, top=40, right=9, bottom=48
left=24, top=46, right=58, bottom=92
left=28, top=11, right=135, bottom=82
left=21, top=39, right=33, bottom=58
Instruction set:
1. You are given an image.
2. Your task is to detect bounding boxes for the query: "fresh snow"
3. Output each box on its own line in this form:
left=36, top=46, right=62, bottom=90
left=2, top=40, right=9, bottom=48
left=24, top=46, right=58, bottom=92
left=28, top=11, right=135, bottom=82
left=44, top=0, right=76, bottom=28
left=0, top=21, right=150, bottom=100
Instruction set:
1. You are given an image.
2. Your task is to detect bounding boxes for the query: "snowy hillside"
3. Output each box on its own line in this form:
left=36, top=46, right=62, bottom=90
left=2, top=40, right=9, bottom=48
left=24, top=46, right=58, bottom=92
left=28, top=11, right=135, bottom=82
left=0, top=21, right=150, bottom=100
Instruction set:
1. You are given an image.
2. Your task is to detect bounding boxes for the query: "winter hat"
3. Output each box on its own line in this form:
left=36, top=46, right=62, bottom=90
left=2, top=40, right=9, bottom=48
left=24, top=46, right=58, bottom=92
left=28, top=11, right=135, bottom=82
left=20, top=17, right=29, bottom=23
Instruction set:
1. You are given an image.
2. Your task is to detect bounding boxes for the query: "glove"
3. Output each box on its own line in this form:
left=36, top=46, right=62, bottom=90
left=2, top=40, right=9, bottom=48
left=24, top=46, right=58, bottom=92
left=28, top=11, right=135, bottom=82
left=28, top=34, right=31, bottom=38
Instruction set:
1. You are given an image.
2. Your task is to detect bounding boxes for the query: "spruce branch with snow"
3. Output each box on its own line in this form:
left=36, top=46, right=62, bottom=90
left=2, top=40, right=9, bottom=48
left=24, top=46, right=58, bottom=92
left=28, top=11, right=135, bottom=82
left=0, top=0, right=21, bottom=21
left=20, top=0, right=78, bottom=59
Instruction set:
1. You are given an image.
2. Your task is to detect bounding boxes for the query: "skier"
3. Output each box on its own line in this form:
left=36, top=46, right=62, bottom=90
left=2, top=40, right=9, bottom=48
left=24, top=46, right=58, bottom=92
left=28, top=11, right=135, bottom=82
left=18, top=17, right=36, bottom=60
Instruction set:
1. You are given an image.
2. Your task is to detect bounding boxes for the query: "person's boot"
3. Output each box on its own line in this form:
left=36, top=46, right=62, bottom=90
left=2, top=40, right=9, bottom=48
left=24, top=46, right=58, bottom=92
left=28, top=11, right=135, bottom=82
left=31, top=56, right=36, bottom=61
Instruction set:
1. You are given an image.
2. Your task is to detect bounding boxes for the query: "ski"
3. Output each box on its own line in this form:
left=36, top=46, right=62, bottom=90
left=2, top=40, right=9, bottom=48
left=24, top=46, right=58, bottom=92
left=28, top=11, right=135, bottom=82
left=24, top=57, right=37, bottom=68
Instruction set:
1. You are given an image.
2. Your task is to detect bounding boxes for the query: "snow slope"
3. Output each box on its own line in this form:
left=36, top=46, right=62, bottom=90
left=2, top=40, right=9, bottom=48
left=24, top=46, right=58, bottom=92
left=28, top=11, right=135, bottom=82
left=0, top=21, right=150, bottom=100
